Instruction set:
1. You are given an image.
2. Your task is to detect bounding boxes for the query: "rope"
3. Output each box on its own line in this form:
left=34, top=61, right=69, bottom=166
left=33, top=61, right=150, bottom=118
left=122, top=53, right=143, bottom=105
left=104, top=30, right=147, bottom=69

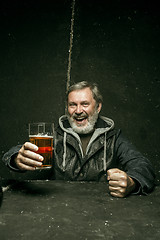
left=66, top=0, right=76, bottom=91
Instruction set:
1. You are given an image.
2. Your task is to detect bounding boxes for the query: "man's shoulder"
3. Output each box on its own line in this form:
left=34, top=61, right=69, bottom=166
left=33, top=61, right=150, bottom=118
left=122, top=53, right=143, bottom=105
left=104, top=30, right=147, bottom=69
left=97, top=116, right=114, bottom=128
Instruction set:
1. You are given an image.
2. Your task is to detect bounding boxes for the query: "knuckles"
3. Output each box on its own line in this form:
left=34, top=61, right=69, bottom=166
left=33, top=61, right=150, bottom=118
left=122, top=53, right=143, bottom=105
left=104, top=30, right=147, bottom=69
left=120, top=180, right=127, bottom=188
left=120, top=174, right=127, bottom=181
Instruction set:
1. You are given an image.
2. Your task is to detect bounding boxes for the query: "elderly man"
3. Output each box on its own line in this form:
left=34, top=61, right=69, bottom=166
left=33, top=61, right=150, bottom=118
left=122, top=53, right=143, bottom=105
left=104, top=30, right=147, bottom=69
left=3, top=81, right=155, bottom=197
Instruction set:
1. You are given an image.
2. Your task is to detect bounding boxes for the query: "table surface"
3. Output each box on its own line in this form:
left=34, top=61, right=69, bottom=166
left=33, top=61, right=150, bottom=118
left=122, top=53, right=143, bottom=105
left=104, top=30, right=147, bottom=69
left=0, top=180, right=160, bottom=240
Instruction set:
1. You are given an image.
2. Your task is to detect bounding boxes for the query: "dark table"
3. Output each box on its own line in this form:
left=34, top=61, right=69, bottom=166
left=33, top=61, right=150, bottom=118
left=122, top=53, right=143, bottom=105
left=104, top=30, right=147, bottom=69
left=0, top=180, right=160, bottom=240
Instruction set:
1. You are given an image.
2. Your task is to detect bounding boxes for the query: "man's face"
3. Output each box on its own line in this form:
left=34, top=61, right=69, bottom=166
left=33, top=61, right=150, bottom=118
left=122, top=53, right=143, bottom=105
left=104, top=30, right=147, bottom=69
left=67, top=87, right=102, bottom=134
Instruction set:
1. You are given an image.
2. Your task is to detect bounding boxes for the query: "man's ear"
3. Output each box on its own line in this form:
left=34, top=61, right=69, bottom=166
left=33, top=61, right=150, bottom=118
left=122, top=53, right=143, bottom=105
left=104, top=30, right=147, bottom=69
left=97, top=103, right=102, bottom=113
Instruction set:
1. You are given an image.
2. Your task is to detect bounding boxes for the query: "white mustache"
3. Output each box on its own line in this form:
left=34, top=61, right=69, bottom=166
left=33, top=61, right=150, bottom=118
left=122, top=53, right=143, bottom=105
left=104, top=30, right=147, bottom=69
left=72, top=113, right=88, bottom=119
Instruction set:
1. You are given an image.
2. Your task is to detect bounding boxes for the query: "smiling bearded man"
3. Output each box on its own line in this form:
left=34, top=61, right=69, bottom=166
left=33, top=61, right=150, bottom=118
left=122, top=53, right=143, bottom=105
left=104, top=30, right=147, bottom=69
left=2, top=81, right=155, bottom=198
left=66, top=87, right=102, bottom=134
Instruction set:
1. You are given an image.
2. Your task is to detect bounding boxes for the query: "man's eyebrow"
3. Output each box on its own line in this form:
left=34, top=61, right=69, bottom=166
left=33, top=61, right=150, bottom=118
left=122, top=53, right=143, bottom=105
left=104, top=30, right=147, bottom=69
left=68, top=101, right=76, bottom=105
left=68, top=100, right=89, bottom=104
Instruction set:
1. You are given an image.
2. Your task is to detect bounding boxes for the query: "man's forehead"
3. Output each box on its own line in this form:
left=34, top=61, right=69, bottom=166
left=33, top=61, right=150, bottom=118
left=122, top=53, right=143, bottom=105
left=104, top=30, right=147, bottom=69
left=68, top=88, right=94, bottom=102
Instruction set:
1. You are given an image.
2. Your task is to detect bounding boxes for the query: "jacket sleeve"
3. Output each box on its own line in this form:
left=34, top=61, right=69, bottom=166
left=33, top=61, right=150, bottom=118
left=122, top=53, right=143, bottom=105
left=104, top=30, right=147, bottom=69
left=2, top=145, right=23, bottom=171
left=114, top=130, right=155, bottom=195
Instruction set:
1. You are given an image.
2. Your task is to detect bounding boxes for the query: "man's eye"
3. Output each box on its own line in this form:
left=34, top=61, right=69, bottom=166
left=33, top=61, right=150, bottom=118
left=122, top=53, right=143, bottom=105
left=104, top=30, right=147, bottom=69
left=83, top=102, right=89, bottom=106
left=69, top=103, right=76, bottom=107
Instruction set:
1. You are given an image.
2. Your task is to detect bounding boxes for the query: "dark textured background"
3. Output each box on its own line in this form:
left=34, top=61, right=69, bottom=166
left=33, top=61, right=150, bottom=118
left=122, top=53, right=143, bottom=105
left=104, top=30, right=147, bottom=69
left=0, top=0, right=159, bottom=182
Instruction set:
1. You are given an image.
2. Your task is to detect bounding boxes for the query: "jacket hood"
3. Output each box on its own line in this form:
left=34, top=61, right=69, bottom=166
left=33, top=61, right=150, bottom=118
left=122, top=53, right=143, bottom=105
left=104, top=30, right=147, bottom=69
left=58, top=115, right=115, bottom=171
left=59, top=114, right=114, bottom=144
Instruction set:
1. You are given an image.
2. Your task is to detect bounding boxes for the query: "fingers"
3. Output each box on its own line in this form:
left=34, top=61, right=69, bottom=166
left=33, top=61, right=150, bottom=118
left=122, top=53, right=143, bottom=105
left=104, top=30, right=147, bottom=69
left=107, top=168, right=129, bottom=198
left=108, top=182, right=127, bottom=198
left=107, top=168, right=127, bottom=185
left=23, top=142, right=38, bottom=152
left=107, top=168, right=123, bottom=180
left=108, top=185, right=127, bottom=198
left=108, top=174, right=128, bottom=188
left=15, top=142, right=44, bottom=171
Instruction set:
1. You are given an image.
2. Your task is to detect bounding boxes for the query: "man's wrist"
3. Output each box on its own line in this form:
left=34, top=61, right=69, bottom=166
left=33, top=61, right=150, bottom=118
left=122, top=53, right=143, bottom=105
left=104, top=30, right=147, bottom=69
left=128, top=176, right=136, bottom=193
left=9, top=154, right=20, bottom=171
left=128, top=176, right=141, bottom=194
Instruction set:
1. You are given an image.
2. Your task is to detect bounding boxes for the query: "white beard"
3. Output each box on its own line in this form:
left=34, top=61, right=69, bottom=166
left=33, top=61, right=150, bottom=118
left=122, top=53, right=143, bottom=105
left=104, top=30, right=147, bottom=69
left=67, top=109, right=99, bottom=134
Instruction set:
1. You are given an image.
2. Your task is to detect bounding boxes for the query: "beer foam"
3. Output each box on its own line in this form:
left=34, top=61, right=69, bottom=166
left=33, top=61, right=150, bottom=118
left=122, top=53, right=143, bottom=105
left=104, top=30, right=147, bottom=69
left=29, top=134, right=53, bottom=138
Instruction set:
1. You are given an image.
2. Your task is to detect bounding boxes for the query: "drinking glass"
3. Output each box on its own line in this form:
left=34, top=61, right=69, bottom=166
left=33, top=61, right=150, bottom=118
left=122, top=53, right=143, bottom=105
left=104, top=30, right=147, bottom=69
left=28, top=122, right=54, bottom=169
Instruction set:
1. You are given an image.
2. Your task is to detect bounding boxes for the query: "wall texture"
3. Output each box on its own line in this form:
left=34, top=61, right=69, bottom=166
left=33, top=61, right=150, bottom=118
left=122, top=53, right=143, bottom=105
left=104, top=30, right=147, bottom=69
left=0, top=0, right=159, bottom=182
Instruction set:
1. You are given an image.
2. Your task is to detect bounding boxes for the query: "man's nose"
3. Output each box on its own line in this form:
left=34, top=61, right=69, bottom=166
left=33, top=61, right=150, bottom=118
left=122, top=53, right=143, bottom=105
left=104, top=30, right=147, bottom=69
left=75, top=105, right=83, bottom=114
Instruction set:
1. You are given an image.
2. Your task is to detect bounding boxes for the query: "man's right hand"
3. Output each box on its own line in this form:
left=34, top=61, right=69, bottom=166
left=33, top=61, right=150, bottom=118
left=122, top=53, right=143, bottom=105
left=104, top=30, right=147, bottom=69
left=14, top=142, right=44, bottom=171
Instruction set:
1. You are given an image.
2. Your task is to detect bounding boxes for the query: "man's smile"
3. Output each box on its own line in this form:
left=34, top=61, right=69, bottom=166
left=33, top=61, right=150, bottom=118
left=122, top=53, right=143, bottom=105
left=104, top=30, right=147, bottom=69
left=73, top=115, right=88, bottom=125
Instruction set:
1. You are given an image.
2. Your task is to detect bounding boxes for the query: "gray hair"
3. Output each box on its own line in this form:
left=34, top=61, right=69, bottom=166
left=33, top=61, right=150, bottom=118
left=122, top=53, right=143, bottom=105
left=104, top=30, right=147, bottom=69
left=66, top=81, right=103, bottom=106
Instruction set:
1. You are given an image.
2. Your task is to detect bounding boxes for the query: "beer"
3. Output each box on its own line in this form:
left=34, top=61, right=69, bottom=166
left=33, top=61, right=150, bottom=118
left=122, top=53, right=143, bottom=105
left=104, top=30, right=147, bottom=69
left=29, top=135, right=53, bottom=168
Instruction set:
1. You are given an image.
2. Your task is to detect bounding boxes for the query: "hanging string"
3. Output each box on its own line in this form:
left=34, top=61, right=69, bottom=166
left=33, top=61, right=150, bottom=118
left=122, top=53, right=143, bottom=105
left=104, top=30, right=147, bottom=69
left=66, top=0, right=76, bottom=91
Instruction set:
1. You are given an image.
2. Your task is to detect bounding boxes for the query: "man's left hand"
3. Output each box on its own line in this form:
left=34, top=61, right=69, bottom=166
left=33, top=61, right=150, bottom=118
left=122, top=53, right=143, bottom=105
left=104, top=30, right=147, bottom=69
left=107, top=168, right=136, bottom=198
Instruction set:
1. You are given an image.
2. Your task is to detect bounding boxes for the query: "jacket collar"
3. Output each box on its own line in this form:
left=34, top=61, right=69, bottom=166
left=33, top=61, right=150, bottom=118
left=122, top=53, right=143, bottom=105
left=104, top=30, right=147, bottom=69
left=58, top=115, right=114, bottom=132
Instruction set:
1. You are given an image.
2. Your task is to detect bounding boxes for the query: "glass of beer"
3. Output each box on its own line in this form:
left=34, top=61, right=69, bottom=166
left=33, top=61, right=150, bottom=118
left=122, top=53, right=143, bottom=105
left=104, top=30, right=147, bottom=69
left=28, top=122, right=54, bottom=169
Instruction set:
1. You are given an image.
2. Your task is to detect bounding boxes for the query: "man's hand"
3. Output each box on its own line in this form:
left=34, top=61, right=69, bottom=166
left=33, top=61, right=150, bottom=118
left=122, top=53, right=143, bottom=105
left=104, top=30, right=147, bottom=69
left=107, top=168, right=136, bottom=198
left=14, top=142, right=44, bottom=171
